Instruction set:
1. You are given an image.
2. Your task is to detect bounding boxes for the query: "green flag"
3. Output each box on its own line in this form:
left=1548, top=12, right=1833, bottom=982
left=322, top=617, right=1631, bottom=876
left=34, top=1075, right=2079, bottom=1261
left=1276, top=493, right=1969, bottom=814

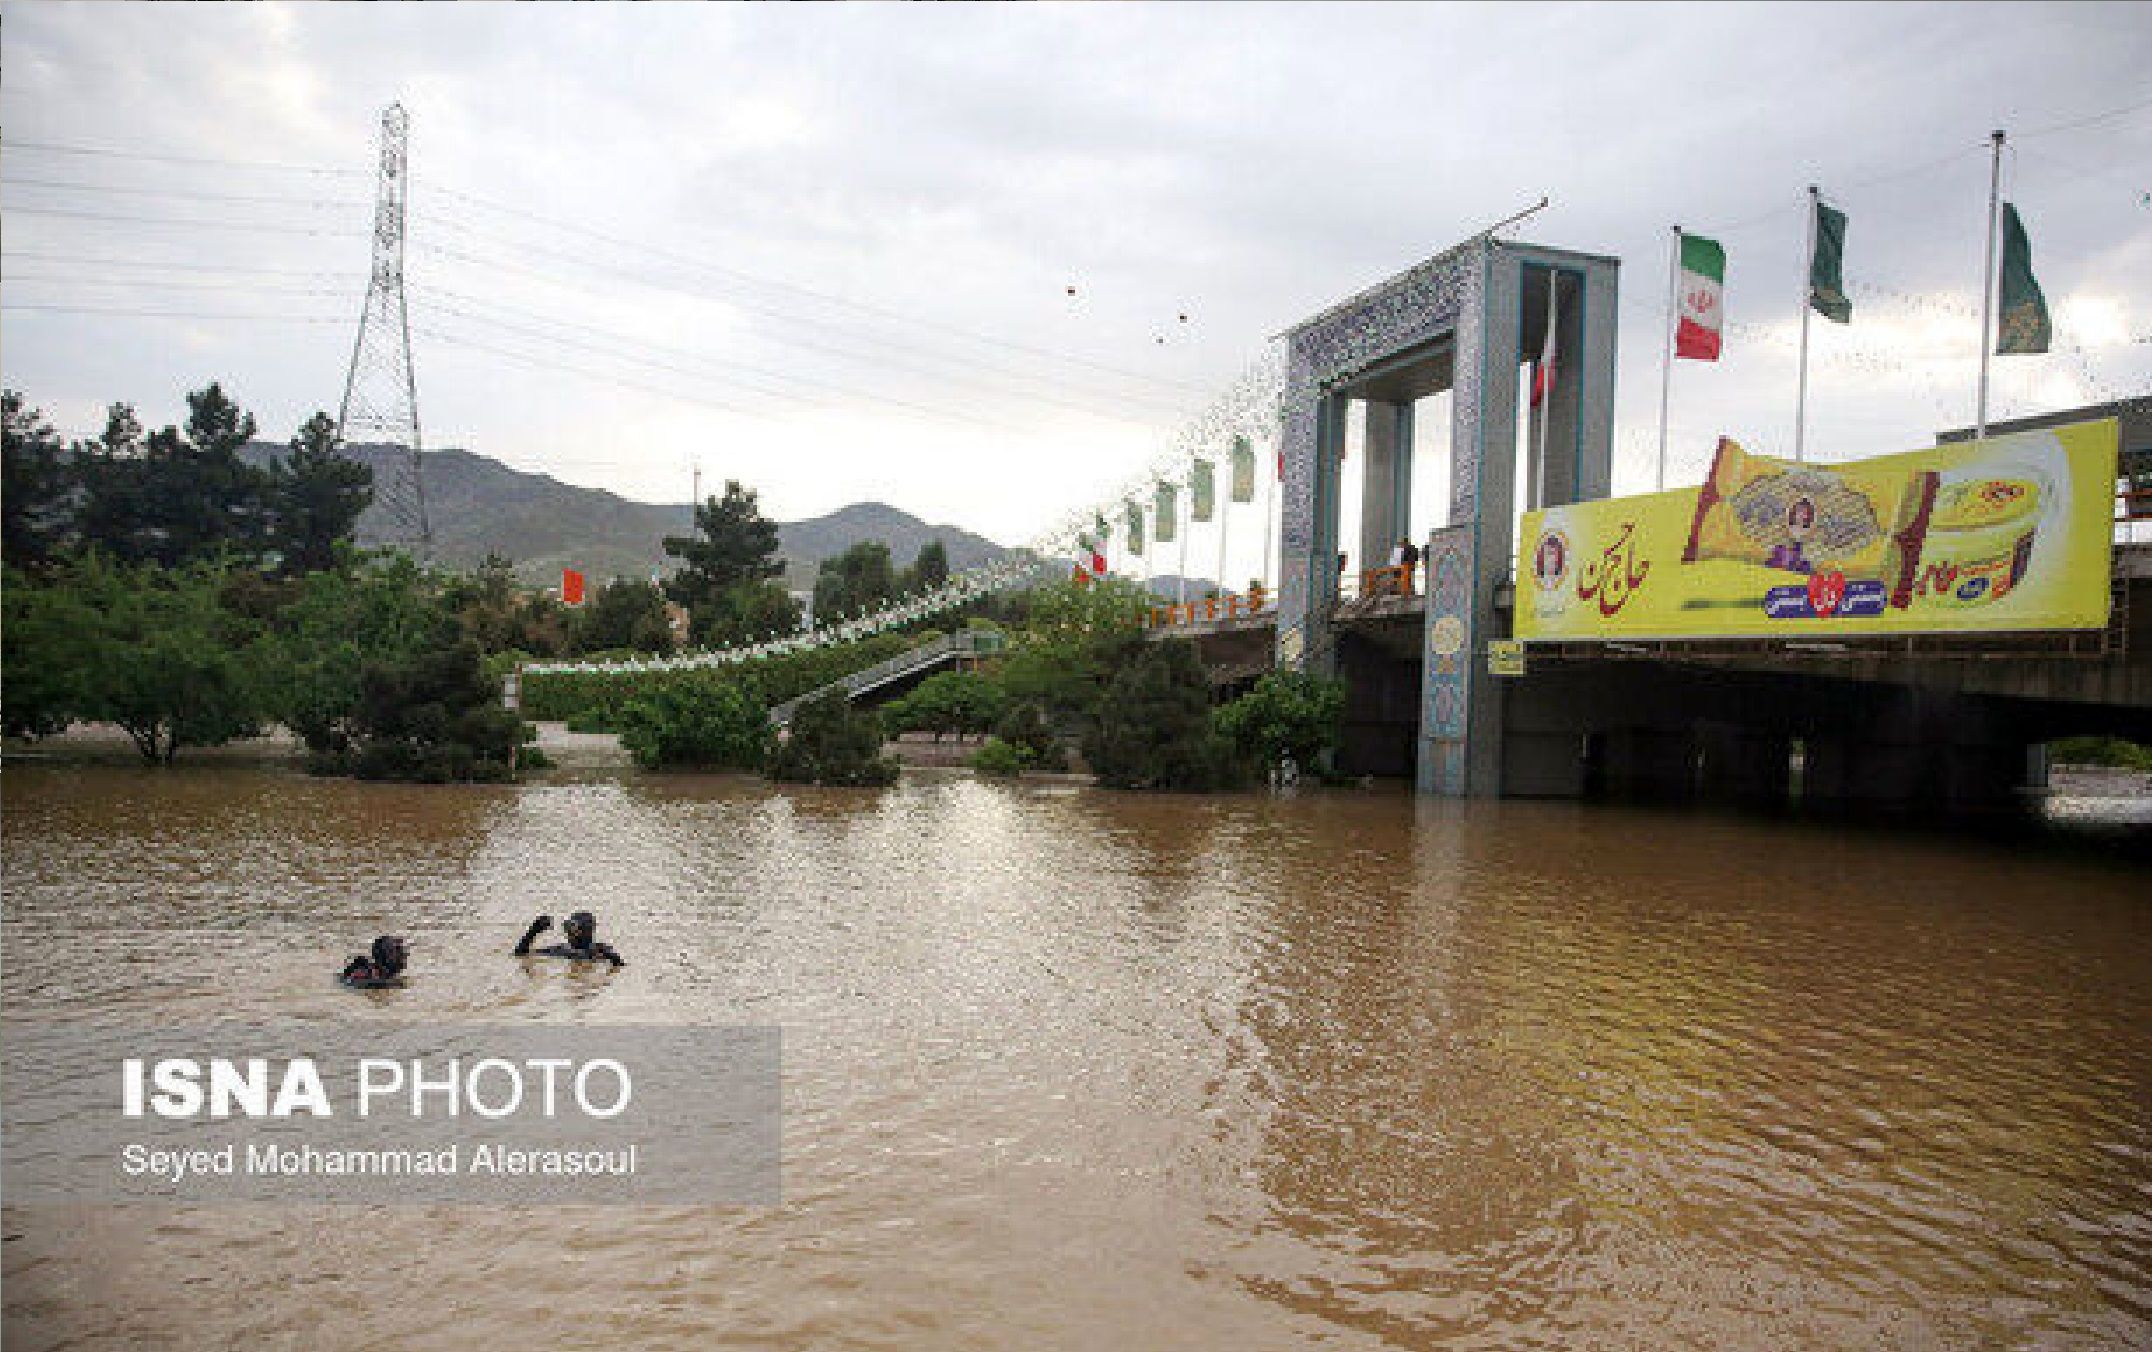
left=1153, top=482, right=1178, bottom=543
left=1996, top=202, right=2050, bottom=355
left=1229, top=436, right=1256, bottom=502
left=1125, top=501, right=1144, bottom=555
left=1190, top=459, right=1216, bottom=522
left=1809, top=199, right=1852, bottom=324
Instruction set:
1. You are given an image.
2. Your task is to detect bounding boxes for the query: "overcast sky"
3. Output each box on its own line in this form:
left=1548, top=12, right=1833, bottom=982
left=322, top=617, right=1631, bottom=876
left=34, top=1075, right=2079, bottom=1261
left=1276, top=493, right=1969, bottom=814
left=3, top=1, right=2148, bottom=563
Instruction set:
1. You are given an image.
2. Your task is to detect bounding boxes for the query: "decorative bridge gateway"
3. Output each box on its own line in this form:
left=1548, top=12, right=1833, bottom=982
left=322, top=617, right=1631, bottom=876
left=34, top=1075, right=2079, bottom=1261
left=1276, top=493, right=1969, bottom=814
left=523, top=226, right=2149, bottom=814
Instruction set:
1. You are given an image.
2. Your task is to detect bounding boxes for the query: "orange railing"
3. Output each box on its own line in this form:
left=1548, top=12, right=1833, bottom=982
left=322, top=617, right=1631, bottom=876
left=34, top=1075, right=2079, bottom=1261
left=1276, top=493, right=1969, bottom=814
left=1147, top=589, right=1276, bottom=629
left=1339, top=563, right=1417, bottom=602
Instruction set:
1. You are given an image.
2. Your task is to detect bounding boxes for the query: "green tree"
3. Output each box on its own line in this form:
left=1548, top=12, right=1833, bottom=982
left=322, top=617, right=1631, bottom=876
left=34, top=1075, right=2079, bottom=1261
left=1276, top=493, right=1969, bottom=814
left=663, top=481, right=786, bottom=614
left=578, top=577, right=675, bottom=655
left=813, top=540, right=897, bottom=620
left=66, top=557, right=267, bottom=762
left=348, top=637, right=527, bottom=782
left=2, top=391, right=75, bottom=570
left=1082, top=639, right=1241, bottom=791
left=994, top=576, right=1152, bottom=723
left=437, top=554, right=571, bottom=658
left=969, top=737, right=1030, bottom=777
left=616, top=679, right=770, bottom=770
left=901, top=539, right=949, bottom=594
left=267, top=412, right=373, bottom=576
left=2, top=564, right=90, bottom=738
left=693, top=578, right=802, bottom=648
left=257, top=554, right=442, bottom=754
left=1215, top=670, right=1346, bottom=778
left=767, top=691, right=898, bottom=787
left=883, top=669, right=1003, bottom=742
left=73, top=403, right=151, bottom=559
left=994, top=699, right=1066, bottom=771
left=145, top=383, right=270, bottom=564
left=76, top=384, right=271, bottom=565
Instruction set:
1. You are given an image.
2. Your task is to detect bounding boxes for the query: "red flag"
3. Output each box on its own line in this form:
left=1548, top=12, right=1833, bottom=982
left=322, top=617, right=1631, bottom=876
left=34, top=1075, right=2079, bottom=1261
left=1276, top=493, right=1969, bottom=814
left=1531, top=284, right=1559, bottom=408
left=562, top=569, right=586, bottom=606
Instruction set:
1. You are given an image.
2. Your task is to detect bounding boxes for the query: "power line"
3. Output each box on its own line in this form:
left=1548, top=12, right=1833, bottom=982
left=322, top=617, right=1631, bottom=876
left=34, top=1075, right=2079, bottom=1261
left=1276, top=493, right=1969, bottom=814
left=417, top=297, right=845, bottom=416
left=1, top=302, right=345, bottom=322
left=0, top=248, right=354, bottom=278
left=0, top=173, right=366, bottom=209
left=0, top=204, right=365, bottom=237
left=2017, top=93, right=2152, bottom=141
left=414, top=275, right=1181, bottom=427
left=411, top=323, right=774, bottom=422
left=4, top=272, right=358, bottom=297
left=0, top=137, right=366, bottom=176
left=406, top=208, right=1201, bottom=418
left=417, top=296, right=1043, bottom=434
left=415, top=181, right=1213, bottom=398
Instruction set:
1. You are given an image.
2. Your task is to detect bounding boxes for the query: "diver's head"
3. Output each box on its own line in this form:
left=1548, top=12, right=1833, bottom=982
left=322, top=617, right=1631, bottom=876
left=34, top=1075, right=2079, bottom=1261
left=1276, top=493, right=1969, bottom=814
left=564, top=912, right=596, bottom=948
left=371, top=935, right=408, bottom=977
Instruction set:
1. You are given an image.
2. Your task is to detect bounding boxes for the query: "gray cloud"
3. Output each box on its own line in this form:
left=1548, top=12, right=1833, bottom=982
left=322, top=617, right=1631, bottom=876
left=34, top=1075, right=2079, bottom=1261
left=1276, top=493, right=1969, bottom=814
left=2, top=1, right=2146, bottom=549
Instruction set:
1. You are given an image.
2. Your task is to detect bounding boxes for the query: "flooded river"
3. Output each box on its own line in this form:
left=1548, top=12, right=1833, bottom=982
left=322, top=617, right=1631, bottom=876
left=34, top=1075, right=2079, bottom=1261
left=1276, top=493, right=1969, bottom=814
left=4, top=762, right=2149, bottom=1348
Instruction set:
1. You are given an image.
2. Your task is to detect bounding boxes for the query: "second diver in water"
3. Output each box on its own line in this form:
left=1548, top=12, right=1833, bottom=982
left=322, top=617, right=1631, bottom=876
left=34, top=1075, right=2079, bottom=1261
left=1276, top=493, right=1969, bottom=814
left=341, top=935, right=409, bottom=989
left=514, top=911, right=625, bottom=968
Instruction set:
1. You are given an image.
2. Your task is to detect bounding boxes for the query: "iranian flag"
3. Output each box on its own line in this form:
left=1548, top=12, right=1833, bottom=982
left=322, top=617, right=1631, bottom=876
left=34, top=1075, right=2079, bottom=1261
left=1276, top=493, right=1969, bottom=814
left=1078, top=535, right=1108, bottom=579
left=1675, top=232, right=1725, bottom=361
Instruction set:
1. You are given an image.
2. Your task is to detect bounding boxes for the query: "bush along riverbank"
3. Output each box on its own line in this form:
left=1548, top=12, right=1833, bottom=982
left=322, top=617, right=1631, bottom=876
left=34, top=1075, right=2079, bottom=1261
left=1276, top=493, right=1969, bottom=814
left=551, top=577, right=1347, bottom=794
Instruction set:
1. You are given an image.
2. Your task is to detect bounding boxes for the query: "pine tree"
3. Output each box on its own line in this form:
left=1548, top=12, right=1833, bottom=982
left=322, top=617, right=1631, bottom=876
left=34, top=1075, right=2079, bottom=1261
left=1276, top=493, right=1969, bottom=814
left=268, top=412, right=374, bottom=575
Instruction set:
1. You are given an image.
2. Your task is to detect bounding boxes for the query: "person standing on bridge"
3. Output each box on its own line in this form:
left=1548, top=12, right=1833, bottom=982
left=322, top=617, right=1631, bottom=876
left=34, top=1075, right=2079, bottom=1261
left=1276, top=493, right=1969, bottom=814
left=1399, top=537, right=1420, bottom=596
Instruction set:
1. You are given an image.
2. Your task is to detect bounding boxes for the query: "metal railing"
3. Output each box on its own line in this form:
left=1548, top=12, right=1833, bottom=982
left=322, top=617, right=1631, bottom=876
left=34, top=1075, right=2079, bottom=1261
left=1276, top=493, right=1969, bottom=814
left=768, top=630, right=998, bottom=726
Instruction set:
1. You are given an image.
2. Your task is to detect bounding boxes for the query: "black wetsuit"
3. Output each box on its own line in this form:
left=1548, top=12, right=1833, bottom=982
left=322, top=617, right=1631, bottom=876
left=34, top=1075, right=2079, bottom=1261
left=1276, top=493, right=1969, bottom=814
left=514, top=918, right=624, bottom=968
left=341, top=936, right=408, bottom=988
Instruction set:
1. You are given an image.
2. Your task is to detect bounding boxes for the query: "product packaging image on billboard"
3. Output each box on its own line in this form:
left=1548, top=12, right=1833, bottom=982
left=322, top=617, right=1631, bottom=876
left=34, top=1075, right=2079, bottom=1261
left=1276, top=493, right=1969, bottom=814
left=1516, top=419, right=2119, bottom=641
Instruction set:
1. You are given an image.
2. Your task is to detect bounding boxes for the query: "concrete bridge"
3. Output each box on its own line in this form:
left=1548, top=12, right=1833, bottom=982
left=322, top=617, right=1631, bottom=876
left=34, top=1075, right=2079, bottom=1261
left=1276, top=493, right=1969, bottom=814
left=1155, top=222, right=2150, bottom=815
left=1165, top=539, right=2148, bottom=813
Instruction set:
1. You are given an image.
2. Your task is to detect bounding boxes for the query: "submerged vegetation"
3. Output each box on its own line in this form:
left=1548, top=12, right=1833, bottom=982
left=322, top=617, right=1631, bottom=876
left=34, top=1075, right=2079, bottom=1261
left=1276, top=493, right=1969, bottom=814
left=4, top=383, right=1343, bottom=793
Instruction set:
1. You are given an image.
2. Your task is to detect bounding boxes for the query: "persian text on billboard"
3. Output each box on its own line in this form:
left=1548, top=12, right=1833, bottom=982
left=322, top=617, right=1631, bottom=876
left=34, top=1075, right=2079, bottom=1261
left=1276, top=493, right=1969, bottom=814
left=1516, top=419, right=2118, bottom=641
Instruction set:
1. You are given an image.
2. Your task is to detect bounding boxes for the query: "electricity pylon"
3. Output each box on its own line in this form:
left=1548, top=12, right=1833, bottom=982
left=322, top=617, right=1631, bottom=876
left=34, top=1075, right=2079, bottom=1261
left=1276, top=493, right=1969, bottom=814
left=337, top=103, right=429, bottom=552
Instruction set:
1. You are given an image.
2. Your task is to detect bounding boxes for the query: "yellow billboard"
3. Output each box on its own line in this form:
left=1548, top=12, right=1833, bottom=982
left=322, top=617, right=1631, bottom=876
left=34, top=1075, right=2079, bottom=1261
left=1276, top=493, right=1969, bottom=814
left=1516, top=419, right=2118, bottom=641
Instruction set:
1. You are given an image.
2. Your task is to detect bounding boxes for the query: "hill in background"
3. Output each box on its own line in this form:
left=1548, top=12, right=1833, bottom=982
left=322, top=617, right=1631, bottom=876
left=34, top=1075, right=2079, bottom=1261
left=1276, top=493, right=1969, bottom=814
left=245, top=443, right=1010, bottom=588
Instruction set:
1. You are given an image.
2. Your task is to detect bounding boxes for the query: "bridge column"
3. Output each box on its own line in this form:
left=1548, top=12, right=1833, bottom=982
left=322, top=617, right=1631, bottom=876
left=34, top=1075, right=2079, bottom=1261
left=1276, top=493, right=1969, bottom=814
left=1358, top=401, right=1414, bottom=570
left=1422, top=254, right=1620, bottom=796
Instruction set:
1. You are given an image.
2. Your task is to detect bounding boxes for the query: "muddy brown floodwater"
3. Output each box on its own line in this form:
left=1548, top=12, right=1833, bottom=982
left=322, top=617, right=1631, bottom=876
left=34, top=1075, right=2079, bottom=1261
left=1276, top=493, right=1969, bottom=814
left=3, top=762, right=2148, bottom=1349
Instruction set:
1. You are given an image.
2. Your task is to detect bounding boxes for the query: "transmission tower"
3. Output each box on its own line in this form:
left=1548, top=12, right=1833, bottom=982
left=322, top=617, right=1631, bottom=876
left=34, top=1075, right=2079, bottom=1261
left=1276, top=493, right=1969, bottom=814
left=338, top=103, right=429, bottom=551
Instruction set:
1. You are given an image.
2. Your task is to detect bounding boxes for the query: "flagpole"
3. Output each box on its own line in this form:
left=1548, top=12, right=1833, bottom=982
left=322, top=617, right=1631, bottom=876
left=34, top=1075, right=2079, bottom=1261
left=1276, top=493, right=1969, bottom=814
left=1795, top=186, right=1818, bottom=463
left=1215, top=458, right=1232, bottom=611
left=1975, top=129, right=2005, bottom=441
left=1657, top=225, right=1679, bottom=491
left=1175, top=473, right=1191, bottom=608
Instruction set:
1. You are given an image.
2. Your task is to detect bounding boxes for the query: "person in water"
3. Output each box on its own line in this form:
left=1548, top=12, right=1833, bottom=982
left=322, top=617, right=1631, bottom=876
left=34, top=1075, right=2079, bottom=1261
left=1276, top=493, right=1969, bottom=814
left=514, top=911, right=625, bottom=968
left=341, top=935, right=408, bottom=989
